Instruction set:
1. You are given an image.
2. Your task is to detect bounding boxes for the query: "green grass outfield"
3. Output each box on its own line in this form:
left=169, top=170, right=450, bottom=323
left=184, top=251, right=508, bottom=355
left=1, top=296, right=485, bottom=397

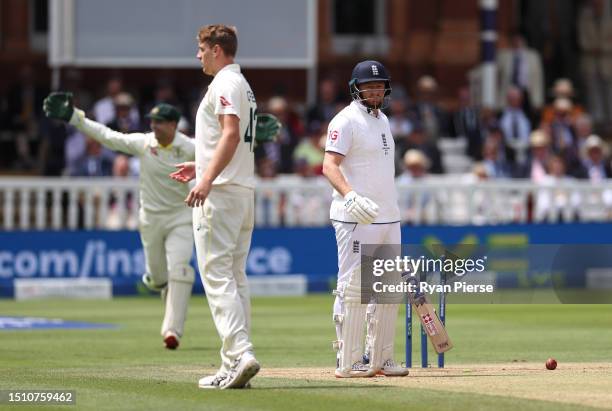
left=1, top=295, right=611, bottom=410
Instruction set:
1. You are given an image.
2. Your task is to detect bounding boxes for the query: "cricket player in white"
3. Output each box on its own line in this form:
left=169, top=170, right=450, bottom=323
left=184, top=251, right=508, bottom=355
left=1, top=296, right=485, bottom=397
left=170, top=24, right=260, bottom=390
left=323, top=60, right=409, bottom=378
left=43, top=96, right=197, bottom=350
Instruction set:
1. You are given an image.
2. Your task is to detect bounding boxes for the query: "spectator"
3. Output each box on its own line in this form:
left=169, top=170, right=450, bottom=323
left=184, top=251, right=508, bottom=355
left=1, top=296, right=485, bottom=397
left=67, top=136, right=115, bottom=177
left=397, top=149, right=430, bottom=184
left=255, top=96, right=302, bottom=174
left=106, top=93, right=141, bottom=176
left=397, top=122, right=444, bottom=174
left=534, top=155, right=580, bottom=222
left=293, top=123, right=325, bottom=177
left=549, top=98, right=577, bottom=155
left=564, top=113, right=593, bottom=174
left=499, top=86, right=532, bottom=167
left=467, top=107, right=499, bottom=161
left=574, top=114, right=595, bottom=157
left=388, top=97, right=413, bottom=141
left=464, top=162, right=492, bottom=225
left=409, top=75, right=449, bottom=142
left=520, top=1, right=579, bottom=98
left=496, top=33, right=544, bottom=117
left=306, top=78, right=343, bottom=124
left=481, top=137, right=511, bottom=179
left=93, top=76, right=140, bottom=126
left=516, top=130, right=551, bottom=182
left=575, top=135, right=612, bottom=180
left=143, top=80, right=183, bottom=128
left=106, top=155, right=138, bottom=230
left=578, top=0, right=612, bottom=125
left=396, top=150, right=435, bottom=223
left=540, top=79, right=585, bottom=126
left=106, top=93, right=140, bottom=134
left=464, top=162, right=489, bottom=183
left=177, top=116, right=192, bottom=137
left=450, top=85, right=481, bottom=147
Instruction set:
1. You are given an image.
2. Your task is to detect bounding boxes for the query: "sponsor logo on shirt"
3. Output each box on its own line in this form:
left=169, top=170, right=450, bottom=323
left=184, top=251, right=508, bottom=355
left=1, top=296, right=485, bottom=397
left=220, top=96, right=232, bottom=107
left=329, top=130, right=339, bottom=142
left=381, top=133, right=390, bottom=156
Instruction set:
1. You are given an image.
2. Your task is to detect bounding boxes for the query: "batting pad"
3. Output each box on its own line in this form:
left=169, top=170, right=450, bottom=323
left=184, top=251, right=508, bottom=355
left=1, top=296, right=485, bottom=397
left=367, top=303, right=400, bottom=370
left=161, top=265, right=195, bottom=338
left=333, top=266, right=368, bottom=370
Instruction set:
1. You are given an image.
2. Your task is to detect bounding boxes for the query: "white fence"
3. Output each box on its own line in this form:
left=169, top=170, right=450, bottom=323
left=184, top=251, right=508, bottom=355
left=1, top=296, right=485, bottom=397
left=1, top=176, right=612, bottom=230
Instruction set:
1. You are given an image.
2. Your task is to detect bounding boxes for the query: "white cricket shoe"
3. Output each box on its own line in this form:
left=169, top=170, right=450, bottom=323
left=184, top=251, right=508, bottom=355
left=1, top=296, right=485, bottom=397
left=335, top=361, right=376, bottom=378
left=163, top=331, right=179, bottom=350
left=376, top=359, right=410, bottom=377
left=219, top=351, right=260, bottom=389
left=199, top=373, right=251, bottom=390
left=198, top=373, right=227, bottom=389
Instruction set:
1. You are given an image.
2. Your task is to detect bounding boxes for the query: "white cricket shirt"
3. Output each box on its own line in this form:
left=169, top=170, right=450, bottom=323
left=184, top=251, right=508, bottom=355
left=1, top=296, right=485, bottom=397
left=70, top=110, right=196, bottom=214
left=325, top=101, right=400, bottom=223
left=195, top=64, right=257, bottom=189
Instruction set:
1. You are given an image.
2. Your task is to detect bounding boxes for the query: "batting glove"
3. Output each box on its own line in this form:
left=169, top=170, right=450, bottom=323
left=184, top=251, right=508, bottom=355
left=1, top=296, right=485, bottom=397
left=344, top=191, right=379, bottom=224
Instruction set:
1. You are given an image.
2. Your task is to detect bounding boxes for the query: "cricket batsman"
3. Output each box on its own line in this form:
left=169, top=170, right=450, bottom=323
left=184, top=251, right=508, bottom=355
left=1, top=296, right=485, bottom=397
left=323, top=60, right=409, bottom=378
left=43, top=95, right=196, bottom=350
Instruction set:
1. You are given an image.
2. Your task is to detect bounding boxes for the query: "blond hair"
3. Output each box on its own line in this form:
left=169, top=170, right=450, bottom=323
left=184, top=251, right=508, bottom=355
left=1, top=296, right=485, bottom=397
left=197, top=24, right=238, bottom=57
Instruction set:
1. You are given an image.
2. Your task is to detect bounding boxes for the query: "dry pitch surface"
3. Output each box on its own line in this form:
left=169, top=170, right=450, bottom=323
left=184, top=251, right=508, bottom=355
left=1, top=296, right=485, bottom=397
left=259, top=363, right=612, bottom=410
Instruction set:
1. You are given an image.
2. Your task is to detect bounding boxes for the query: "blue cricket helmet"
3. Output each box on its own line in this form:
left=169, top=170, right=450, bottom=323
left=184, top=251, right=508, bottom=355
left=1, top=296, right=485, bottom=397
left=349, top=60, right=392, bottom=108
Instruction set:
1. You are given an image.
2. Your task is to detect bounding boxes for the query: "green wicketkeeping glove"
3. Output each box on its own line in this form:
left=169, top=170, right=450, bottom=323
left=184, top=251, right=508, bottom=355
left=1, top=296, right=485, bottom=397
left=43, top=92, right=74, bottom=122
left=255, top=113, right=281, bottom=143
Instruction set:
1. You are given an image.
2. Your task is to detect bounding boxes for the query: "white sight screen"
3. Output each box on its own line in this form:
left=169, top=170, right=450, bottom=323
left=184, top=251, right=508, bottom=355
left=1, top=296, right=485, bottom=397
left=51, top=0, right=315, bottom=68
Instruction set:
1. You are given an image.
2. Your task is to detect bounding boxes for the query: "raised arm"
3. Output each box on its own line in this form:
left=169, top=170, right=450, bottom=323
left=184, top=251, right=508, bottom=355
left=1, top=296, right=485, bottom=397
left=44, top=92, right=146, bottom=156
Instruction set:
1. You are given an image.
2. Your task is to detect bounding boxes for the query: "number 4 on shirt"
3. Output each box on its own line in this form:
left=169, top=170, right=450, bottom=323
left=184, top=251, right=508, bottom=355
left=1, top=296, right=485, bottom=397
left=244, top=108, right=256, bottom=152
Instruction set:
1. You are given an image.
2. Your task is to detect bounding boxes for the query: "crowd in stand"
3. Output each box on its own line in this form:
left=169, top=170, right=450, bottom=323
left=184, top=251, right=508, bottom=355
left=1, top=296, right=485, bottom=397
left=2, top=66, right=612, bottom=187
left=2, top=0, right=612, bottom=187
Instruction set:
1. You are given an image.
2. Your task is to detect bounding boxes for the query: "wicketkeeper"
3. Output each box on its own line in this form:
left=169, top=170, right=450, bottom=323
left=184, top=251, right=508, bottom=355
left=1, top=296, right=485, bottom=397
left=44, top=93, right=196, bottom=350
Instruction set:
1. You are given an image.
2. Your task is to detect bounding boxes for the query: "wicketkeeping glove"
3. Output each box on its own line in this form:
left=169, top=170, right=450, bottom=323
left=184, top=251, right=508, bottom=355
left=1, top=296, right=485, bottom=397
left=43, top=92, right=74, bottom=122
left=255, top=113, right=281, bottom=144
left=344, top=191, right=379, bottom=224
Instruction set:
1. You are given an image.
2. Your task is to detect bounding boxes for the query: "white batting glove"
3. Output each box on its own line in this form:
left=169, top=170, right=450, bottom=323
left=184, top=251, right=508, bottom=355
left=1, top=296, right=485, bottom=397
left=344, top=191, right=379, bottom=224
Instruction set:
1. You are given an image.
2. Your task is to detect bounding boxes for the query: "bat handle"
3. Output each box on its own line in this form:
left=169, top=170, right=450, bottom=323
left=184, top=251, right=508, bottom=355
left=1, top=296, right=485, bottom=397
left=405, top=302, right=412, bottom=368
left=420, top=270, right=428, bottom=368
left=438, top=272, right=447, bottom=368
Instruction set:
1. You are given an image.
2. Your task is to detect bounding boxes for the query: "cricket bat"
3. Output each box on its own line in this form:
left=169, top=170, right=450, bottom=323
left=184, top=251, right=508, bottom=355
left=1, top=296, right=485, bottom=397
left=405, top=276, right=453, bottom=354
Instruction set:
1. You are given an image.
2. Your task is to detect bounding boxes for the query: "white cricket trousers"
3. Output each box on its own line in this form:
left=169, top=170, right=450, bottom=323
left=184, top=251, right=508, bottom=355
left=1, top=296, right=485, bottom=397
left=193, top=184, right=254, bottom=373
left=331, top=221, right=401, bottom=318
left=139, top=207, right=193, bottom=283
left=139, top=207, right=194, bottom=337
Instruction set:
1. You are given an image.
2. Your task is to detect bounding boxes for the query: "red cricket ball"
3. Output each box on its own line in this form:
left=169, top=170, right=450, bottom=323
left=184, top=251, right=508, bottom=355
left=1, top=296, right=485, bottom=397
left=546, top=358, right=557, bottom=370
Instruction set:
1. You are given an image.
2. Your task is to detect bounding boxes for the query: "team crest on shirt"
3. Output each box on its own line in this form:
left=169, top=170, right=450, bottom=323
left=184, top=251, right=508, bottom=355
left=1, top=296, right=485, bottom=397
left=381, top=133, right=390, bottom=156
left=220, top=96, right=232, bottom=107
left=329, top=130, right=339, bottom=142
left=150, top=146, right=158, bottom=156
